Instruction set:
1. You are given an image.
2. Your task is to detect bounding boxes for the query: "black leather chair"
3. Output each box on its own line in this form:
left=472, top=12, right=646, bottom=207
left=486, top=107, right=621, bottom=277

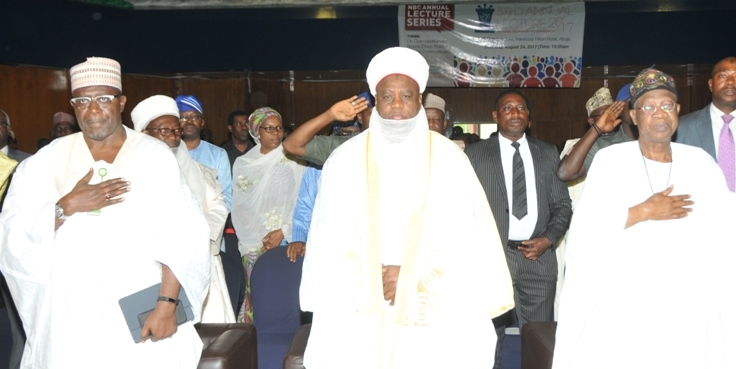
left=196, top=323, right=258, bottom=369
left=282, top=323, right=310, bottom=369
left=521, top=321, right=557, bottom=369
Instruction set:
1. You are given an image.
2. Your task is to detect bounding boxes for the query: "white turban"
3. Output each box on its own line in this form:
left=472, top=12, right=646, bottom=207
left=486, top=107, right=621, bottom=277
left=130, top=95, right=180, bottom=131
left=70, top=57, right=122, bottom=92
left=366, top=47, right=429, bottom=95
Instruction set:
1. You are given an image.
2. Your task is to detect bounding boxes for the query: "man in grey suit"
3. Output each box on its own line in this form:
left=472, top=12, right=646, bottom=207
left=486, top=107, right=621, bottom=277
left=0, top=108, right=30, bottom=369
left=465, top=90, right=572, bottom=368
left=675, top=56, right=736, bottom=190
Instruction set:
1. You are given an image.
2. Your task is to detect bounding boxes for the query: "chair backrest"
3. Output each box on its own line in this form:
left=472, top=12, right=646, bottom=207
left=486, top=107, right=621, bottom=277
left=249, top=246, right=304, bottom=335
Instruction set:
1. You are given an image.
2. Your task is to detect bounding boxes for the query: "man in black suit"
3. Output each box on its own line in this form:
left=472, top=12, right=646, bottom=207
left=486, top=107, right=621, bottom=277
left=0, top=108, right=30, bottom=369
left=465, top=90, right=572, bottom=368
left=675, top=56, right=736, bottom=191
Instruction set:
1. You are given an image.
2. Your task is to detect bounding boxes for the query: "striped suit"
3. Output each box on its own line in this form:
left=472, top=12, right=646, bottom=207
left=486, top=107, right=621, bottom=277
left=466, top=132, right=571, bottom=366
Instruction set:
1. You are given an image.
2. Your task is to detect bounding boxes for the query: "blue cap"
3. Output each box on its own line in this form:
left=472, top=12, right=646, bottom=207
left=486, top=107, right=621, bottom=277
left=175, top=95, right=203, bottom=114
left=616, top=83, right=632, bottom=102
left=357, top=91, right=375, bottom=108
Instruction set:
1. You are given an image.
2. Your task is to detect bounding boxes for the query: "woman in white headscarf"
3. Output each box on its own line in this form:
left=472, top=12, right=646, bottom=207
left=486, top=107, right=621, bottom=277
left=232, top=107, right=306, bottom=322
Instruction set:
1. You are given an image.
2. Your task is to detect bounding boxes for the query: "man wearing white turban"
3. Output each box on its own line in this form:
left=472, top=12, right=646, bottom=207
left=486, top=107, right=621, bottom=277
left=131, top=95, right=234, bottom=324
left=300, top=47, right=514, bottom=369
left=0, top=57, right=210, bottom=369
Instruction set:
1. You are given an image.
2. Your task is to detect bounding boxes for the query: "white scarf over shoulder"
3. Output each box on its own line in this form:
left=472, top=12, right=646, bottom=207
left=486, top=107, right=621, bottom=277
left=231, top=144, right=306, bottom=254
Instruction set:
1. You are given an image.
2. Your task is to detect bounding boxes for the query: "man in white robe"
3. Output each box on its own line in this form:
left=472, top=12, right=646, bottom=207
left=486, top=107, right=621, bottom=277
left=553, top=68, right=736, bottom=369
left=0, top=57, right=210, bottom=369
left=300, top=47, right=514, bottom=369
left=131, top=95, right=234, bottom=323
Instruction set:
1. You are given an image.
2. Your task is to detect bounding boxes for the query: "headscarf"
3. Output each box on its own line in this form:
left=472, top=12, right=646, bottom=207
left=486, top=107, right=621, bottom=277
left=247, top=107, right=282, bottom=145
left=69, top=57, right=122, bottom=92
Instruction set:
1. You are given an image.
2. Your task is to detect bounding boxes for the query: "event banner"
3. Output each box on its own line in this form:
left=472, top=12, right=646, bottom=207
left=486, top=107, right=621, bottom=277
left=398, top=3, right=585, bottom=88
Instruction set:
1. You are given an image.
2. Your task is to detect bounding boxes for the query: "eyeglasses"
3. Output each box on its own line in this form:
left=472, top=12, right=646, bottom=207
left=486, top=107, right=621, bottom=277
left=70, top=95, right=121, bottom=109
left=501, top=105, right=528, bottom=113
left=145, top=127, right=181, bottom=136
left=179, top=115, right=202, bottom=123
left=636, top=102, right=677, bottom=115
left=259, top=126, right=285, bottom=133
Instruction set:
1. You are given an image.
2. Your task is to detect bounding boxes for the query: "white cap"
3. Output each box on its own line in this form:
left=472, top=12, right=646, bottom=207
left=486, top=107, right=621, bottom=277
left=424, top=93, right=446, bottom=114
left=70, top=57, right=122, bottom=92
left=366, top=47, right=429, bottom=95
left=130, top=95, right=179, bottom=131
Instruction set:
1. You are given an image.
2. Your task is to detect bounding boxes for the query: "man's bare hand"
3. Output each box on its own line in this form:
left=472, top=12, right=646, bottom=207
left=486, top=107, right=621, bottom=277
left=329, top=96, right=369, bottom=122
left=261, top=228, right=284, bottom=252
left=58, top=168, right=130, bottom=216
left=627, top=185, right=693, bottom=228
left=286, top=241, right=306, bottom=262
left=594, top=100, right=625, bottom=133
left=519, top=237, right=552, bottom=261
left=140, top=301, right=178, bottom=343
left=381, top=265, right=401, bottom=305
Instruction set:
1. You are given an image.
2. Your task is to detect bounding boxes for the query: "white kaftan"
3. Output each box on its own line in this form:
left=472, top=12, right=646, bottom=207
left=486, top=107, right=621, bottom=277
left=173, top=141, right=234, bottom=323
left=0, top=129, right=211, bottom=369
left=553, top=141, right=736, bottom=369
left=301, top=107, right=514, bottom=369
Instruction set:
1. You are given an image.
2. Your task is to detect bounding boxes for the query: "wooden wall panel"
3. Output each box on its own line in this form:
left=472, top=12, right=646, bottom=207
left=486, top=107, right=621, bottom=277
left=0, top=64, right=72, bottom=153
left=0, top=63, right=719, bottom=154
left=292, top=81, right=368, bottom=135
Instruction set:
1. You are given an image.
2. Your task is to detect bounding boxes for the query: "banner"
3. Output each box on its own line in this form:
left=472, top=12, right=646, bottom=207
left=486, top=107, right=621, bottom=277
left=399, top=3, right=585, bottom=88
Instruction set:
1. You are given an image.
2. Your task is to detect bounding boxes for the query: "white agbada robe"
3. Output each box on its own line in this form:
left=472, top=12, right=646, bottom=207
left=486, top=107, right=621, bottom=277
left=553, top=141, right=736, bottom=369
left=173, top=141, right=234, bottom=323
left=0, top=129, right=211, bottom=369
left=301, top=107, right=514, bottom=369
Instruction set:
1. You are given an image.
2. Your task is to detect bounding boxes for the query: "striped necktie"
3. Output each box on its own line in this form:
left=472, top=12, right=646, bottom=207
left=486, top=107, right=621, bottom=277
left=511, top=142, right=527, bottom=219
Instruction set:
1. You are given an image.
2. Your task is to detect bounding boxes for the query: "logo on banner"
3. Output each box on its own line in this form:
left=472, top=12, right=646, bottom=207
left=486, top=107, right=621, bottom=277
left=475, top=4, right=496, bottom=33
left=405, top=4, right=455, bottom=31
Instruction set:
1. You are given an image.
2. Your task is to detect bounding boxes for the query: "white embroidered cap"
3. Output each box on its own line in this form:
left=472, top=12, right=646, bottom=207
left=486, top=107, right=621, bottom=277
left=130, top=95, right=179, bottom=131
left=366, top=47, right=429, bottom=95
left=423, top=93, right=446, bottom=114
left=70, top=57, right=122, bottom=92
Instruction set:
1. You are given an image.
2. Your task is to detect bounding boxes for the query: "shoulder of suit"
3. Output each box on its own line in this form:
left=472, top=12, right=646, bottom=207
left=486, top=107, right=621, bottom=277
left=526, top=136, right=557, bottom=151
left=679, top=105, right=710, bottom=124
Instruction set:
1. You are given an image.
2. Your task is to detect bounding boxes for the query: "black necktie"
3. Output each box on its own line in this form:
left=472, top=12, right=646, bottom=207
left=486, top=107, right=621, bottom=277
left=511, top=142, right=527, bottom=219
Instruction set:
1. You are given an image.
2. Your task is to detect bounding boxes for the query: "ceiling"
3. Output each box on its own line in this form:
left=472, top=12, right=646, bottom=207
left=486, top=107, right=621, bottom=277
left=80, top=0, right=736, bottom=12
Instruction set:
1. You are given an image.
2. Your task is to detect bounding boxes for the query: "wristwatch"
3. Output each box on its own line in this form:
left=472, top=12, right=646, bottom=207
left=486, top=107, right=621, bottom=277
left=55, top=202, right=69, bottom=220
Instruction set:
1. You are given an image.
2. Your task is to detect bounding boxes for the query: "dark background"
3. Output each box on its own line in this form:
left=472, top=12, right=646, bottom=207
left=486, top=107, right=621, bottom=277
left=2, top=0, right=735, bottom=73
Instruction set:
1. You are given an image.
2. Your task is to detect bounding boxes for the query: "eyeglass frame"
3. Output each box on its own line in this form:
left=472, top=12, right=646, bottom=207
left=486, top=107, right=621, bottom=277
left=634, top=101, right=677, bottom=115
left=145, top=127, right=182, bottom=136
left=69, top=95, right=122, bottom=109
left=500, top=105, right=528, bottom=113
left=259, top=126, right=285, bottom=133
left=179, top=114, right=203, bottom=123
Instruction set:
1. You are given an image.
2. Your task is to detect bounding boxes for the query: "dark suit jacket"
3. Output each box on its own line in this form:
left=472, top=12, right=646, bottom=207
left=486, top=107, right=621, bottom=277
left=465, top=133, right=572, bottom=275
left=675, top=105, right=717, bottom=160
